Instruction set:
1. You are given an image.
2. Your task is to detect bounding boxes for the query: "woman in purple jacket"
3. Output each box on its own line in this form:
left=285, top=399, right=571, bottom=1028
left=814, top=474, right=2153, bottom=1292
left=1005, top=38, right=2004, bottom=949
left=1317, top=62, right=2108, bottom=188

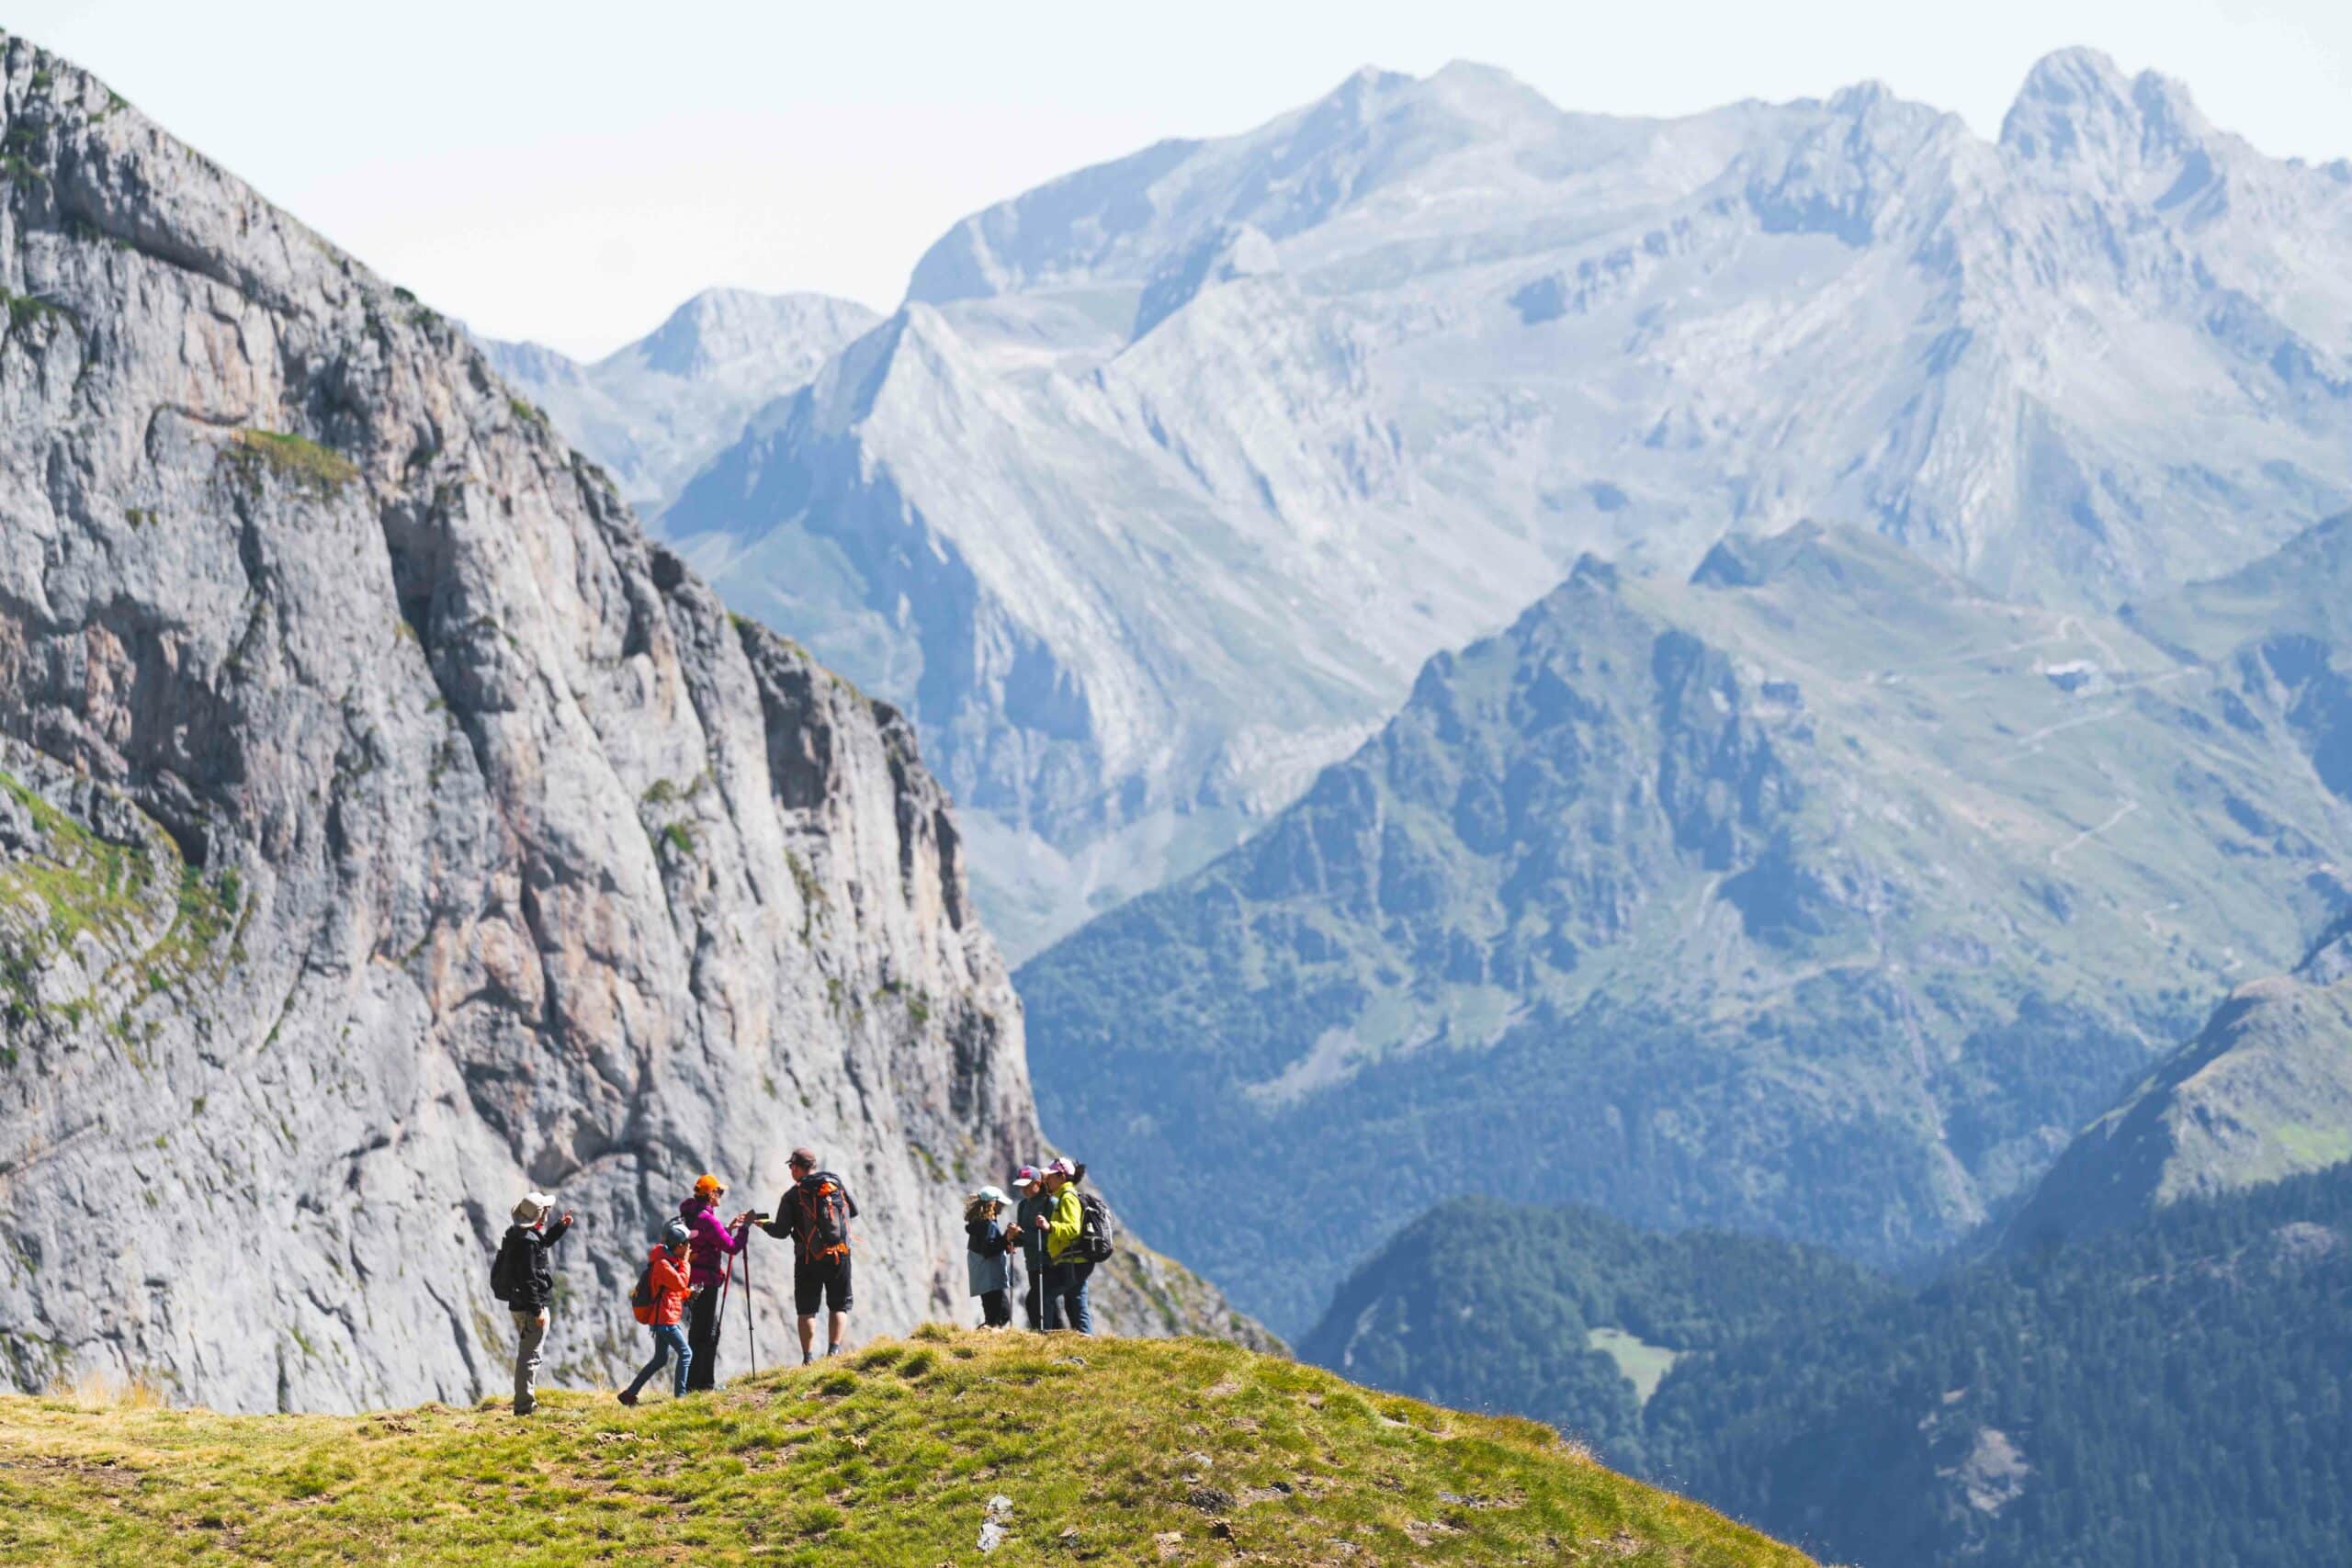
left=679, top=1172, right=753, bottom=1392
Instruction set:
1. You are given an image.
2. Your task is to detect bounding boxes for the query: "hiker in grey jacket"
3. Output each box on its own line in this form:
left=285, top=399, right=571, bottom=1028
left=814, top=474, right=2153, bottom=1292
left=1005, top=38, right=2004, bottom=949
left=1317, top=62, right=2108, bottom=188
left=494, top=1191, right=574, bottom=1416
left=1008, top=1165, right=1050, bottom=1330
left=966, top=1187, right=1013, bottom=1327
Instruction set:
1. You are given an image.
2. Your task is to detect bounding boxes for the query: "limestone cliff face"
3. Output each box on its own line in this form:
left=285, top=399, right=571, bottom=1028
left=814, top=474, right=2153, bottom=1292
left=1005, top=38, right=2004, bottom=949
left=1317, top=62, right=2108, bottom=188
left=0, top=38, right=1252, bottom=1411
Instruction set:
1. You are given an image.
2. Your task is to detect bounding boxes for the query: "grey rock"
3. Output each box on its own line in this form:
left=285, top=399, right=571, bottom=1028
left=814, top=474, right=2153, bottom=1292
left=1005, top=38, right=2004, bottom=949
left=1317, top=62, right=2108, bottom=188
left=0, top=38, right=1254, bottom=1411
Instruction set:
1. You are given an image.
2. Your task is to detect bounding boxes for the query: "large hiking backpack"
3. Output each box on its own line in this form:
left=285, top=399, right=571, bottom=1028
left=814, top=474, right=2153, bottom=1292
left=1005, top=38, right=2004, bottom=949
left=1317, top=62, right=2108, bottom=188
left=794, top=1173, right=854, bottom=1260
left=1076, top=1190, right=1115, bottom=1263
left=489, top=1230, right=523, bottom=1303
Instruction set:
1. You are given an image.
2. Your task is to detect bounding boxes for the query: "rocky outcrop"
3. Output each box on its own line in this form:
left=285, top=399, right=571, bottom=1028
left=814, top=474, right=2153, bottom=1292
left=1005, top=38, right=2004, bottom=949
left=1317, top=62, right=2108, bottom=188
left=0, top=37, right=1250, bottom=1412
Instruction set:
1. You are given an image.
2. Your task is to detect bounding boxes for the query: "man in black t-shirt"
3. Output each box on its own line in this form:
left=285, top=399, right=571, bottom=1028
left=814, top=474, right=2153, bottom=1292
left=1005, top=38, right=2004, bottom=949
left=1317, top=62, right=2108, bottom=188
left=762, top=1146, right=859, bottom=1362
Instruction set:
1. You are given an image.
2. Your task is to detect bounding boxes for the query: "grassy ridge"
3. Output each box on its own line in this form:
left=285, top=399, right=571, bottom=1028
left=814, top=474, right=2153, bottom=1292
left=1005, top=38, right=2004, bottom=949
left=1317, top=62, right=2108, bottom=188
left=0, top=1328, right=1810, bottom=1566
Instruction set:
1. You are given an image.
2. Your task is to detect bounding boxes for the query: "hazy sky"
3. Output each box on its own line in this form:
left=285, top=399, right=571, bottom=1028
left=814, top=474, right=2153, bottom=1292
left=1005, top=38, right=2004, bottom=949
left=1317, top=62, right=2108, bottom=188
left=12, top=1, right=2349, bottom=358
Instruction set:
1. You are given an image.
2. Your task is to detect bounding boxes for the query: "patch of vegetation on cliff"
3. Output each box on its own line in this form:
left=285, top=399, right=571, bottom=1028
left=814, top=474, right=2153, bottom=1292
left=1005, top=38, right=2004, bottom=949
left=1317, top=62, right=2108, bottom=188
left=0, top=770, right=153, bottom=951
left=0, top=1330, right=1809, bottom=1567
left=0, top=767, right=240, bottom=1028
left=227, top=428, right=358, bottom=496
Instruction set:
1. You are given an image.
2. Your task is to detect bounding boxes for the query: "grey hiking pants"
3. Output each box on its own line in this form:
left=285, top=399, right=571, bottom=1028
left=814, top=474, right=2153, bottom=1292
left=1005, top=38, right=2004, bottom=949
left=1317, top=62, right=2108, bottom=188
left=512, top=1309, right=548, bottom=1414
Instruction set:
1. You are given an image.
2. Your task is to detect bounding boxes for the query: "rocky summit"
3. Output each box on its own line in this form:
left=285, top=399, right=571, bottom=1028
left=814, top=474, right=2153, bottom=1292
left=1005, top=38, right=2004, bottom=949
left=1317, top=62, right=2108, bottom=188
left=643, top=51, right=2352, bottom=955
left=0, top=36, right=1255, bottom=1414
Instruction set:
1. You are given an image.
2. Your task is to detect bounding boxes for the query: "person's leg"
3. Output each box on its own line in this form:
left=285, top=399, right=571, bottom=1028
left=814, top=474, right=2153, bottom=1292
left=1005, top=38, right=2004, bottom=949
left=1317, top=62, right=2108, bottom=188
left=1041, top=1263, right=1068, bottom=1331
left=1068, top=1261, right=1094, bottom=1335
left=663, top=1324, right=692, bottom=1399
left=826, top=1258, right=852, bottom=1355
left=981, top=1289, right=1010, bottom=1327
left=620, top=1316, right=677, bottom=1401
left=685, top=1286, right=718, bottom=1392
left=512, top=1309, right=547, bottom=1415
left=1023, top=1267, right=1043, bottom=1331
left=622, top=1325, right=670, bottom=1402
left=796, top=1258, right=819, bottom=1362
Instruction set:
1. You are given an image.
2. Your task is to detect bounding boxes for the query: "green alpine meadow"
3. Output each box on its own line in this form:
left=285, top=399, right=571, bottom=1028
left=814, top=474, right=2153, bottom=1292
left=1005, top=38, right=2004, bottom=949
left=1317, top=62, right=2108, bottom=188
left=0, top=1329, right=1812, bottom=1567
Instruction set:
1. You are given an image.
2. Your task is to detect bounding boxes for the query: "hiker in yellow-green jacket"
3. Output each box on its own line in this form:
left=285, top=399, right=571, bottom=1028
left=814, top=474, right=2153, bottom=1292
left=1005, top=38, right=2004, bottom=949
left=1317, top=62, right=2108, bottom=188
left=1038, top=1158, right=1094, bottom=1333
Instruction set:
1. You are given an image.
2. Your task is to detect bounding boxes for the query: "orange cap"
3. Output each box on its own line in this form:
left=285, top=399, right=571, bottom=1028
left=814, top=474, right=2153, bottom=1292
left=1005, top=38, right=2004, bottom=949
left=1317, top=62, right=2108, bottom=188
left=694, top=1173, right=724, bottom=1197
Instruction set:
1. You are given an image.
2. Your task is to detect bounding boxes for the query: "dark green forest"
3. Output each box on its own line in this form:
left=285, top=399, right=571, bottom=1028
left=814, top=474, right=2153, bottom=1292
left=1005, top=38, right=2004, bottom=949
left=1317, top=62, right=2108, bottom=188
left=1297, top=1195, right=1894, bottom=1472
left=1306, top=1171, right=2352, bottom=1567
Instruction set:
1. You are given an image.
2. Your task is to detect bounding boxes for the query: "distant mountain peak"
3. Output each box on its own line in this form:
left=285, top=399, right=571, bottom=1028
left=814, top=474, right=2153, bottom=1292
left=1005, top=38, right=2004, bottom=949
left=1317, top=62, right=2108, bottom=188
left=628, top=287, right=875, bottom=378
left=2001, top=47, right=2209, bottom=170
left=1826, top=79, right=1896, bottom=114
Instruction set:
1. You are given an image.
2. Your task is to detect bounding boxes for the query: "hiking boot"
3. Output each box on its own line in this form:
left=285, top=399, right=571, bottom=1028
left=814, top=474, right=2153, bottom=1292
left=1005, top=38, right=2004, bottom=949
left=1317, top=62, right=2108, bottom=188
left=801, top=1351, right=814, bottom=1366
left=617, top=1389, right=639, bottom=1407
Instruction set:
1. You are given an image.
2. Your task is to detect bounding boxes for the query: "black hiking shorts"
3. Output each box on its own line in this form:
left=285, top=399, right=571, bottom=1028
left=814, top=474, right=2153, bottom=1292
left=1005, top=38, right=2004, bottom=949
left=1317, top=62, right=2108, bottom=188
left=795, top=1255, right=853, bottom=1315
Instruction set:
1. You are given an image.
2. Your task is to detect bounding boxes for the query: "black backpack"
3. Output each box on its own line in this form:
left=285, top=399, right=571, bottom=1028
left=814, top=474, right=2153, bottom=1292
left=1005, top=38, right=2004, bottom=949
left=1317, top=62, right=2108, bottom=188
left=489, top=1231, right=523, bottom=1303
left=1076, top=1190, right=1115, bottom=1263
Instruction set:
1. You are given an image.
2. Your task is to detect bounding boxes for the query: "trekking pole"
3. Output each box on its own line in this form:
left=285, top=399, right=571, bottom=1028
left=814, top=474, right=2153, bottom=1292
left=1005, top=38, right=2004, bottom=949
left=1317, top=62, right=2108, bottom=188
left=743, top=1233, right=760, bottom=1375
left=711, top=1251, right=736, bottom=1352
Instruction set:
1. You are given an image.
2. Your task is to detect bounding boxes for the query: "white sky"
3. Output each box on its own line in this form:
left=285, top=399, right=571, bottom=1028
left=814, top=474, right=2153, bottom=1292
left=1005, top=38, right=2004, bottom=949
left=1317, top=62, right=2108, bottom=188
left=10, top=1, right=2350, bottom=358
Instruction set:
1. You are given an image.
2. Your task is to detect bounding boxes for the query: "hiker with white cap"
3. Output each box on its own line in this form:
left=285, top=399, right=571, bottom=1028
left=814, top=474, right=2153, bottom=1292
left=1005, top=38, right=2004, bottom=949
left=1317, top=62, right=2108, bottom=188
left=965, top=1186, right=1015, bottom=1328
left=488, top=1191, right=574, bottom=1416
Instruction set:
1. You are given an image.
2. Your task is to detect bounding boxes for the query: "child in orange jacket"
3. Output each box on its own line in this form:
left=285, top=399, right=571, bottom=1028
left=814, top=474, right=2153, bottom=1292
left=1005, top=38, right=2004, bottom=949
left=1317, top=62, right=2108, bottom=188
left=619, top=1219, right=695, bottom=1404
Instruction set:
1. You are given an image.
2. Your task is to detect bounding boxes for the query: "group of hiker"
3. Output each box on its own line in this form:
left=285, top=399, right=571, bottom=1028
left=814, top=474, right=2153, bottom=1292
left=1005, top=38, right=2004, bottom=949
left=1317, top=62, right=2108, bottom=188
left=967, top=1157, right=1108, bottom=1334
left=489, top=1148, right=1112, bottom=1416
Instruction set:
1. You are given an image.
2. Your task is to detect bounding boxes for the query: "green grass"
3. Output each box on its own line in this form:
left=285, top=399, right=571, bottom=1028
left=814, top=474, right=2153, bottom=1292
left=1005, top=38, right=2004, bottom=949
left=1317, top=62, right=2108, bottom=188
left=226, top=429, right=358, bottom=496
left=0, top=1330, right=1807, bottom=1567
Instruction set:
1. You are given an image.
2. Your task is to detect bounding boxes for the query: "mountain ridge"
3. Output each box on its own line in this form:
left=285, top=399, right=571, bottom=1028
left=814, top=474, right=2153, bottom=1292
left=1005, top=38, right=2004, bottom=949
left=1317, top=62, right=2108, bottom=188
left=637, top=48, right=2352, bottom=955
